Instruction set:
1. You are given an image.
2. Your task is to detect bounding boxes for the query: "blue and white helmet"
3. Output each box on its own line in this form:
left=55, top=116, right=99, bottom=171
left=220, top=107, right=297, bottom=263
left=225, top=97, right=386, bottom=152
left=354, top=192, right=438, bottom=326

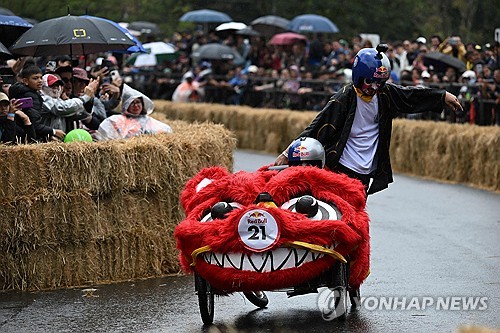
left=352, top=44, right=391, bottom=88
left=288, top=137, right=325, bottom=168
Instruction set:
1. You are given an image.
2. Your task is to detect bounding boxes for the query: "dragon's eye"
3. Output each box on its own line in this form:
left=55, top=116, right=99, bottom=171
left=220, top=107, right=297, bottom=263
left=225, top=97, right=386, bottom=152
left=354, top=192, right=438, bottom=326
left=200, top=202, right=242, bottom=222
left=281, top=195, right=342, bottom=220
left=295, top=195, right=319, bottom=218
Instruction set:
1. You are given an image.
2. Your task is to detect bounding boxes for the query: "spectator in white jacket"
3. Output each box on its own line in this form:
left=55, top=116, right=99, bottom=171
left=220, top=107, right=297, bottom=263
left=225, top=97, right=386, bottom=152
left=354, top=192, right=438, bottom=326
left=40, top=74, right=99, bottom=133
left=95, top=86, right=172, bottom=140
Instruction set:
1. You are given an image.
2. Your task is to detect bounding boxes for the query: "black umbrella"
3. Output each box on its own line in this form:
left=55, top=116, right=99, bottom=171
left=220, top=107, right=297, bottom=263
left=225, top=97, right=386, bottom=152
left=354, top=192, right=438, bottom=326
left=423, top=52, right=466, bottom=73
left=191, top=43, right=244, bottom=64
left=236, top=27, right=260, bottom=37
left=0, top=40, right=13, bottom=60
left=250, top=15, right=290, bottom=37
left=0, top=14, right=32, bottom=48
left=9, top=15, right=136, bottom=57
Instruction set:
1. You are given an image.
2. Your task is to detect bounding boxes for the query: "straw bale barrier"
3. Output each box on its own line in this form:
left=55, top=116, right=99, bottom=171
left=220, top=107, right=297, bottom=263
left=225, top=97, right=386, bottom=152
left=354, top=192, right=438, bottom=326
left=0, top=121, right=235, bottom=291
left=154, top=101, right=499, bottom=193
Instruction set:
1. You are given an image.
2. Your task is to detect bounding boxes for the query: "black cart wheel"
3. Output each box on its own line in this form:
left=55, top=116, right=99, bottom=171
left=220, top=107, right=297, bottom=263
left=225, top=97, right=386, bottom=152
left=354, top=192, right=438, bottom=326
left=349, top=287, right=361, bottom=309
left=243, top=291, right=269, bottom=308
left=329, top=261, right=349, bottom=320
left=195, top=273, right=214, bottom=325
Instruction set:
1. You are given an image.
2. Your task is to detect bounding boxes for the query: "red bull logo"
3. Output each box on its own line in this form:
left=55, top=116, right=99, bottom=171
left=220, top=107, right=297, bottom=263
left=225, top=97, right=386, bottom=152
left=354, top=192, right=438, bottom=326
left=247, top=211, right=267, bottom=224
left=292, top=146, right=310, bottom=158
left=373, top=66, right=389, bottom=79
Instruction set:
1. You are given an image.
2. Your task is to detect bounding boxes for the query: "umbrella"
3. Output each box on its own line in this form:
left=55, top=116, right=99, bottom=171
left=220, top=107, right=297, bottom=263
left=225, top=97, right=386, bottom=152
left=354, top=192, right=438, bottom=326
left=127, top=41, right=178, bottom=67
left=0, top=40, right=13, bottom=60
left=84, top=15, right=146, bottom=54
left=236, top=27, right=260, bottom=37
left=269, top=32, right=307, bottom=46
left=191, top=43, right=244, bottom=64
left=9, top=15, right=136, bottom=57
left=215, top=22, right=247, bottom=32
left=179, top=9, right=232, bottom=23
left=127, top=21, right=160, bottom=35
left=0, top=14, right=33, bottom=48
left=423, top=52, right=466, bottom=73
left=288, top=14, right=339, bottom=34
left=214, top=21, right=247, bottom=38
left=250, top=15, right=290, bottom=37
left=0, top=7, right=15, bottom=16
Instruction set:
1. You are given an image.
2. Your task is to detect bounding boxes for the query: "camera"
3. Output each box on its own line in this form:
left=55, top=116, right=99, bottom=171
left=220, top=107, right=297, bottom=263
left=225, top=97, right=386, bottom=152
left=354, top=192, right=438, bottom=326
left=1, top=75, right=15, bottom=85
left=448, top=37, right=458, bottom=46
left=101, top=76, right=112, bottom=84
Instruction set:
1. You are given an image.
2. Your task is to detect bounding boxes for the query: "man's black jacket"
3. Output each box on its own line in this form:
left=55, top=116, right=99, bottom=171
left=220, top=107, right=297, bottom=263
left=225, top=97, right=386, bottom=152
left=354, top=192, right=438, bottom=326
left=298, top=83, right=446, bottom=194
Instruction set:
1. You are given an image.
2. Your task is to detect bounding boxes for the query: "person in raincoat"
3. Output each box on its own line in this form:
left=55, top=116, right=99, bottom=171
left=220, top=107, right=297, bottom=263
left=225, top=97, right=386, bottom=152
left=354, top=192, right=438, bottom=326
left=95, top=86, right=172, bottom=140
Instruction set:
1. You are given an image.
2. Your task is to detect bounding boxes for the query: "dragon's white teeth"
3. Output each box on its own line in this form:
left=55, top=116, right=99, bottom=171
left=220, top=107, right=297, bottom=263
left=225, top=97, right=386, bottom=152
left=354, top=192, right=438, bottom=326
left=202, top=248, right=325, bottom=272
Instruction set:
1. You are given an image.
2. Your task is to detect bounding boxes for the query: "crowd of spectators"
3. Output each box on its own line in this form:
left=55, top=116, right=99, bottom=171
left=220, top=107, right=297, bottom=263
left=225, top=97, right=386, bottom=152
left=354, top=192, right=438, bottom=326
left=128, top=30, right=499, bottom=126
left=0, top=55, right=172, bottom=144
left=0, top=29, right=498, bottom=146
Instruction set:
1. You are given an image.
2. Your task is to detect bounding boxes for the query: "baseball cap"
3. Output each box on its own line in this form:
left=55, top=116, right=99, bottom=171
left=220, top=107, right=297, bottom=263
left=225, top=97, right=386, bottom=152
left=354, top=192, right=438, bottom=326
left=72, top=67, right=90, bottom=82
left=416, top=37, right=427, bottom=44
left=247, top=65, right=258, bottom=73
left=42, top=74, right=64, bottom=87
left=54, top=65, right=72, bottom=75
left=460, top=70, right=476, bottom=80
left=0, top=92, right=9, bottom=104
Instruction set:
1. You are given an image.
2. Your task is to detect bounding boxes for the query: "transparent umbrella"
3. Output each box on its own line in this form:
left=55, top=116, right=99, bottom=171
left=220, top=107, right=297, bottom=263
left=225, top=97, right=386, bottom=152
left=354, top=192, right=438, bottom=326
left=127, top=42, right=178, bottom=67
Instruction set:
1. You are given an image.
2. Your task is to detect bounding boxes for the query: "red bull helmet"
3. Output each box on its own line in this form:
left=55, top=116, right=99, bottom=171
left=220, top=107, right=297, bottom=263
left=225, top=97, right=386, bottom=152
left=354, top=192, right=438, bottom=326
left=352, top=44, right=391, bottom=89
left=288, top=137, right=325, bottom=168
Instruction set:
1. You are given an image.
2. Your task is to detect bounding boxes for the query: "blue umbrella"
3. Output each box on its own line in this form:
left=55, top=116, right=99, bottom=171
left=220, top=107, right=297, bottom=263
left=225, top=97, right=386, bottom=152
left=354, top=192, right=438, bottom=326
left=179, top=9, right=232, bottom=23
left=84, top=15, right=146, bottom=53
left=0, top=14, right=33, bottom=47
left=288, top=14, right=339, bottom=34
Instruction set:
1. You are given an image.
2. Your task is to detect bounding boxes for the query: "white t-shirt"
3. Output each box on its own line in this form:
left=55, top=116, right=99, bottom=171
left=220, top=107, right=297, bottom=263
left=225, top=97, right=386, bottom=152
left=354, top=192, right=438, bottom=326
left=339, top=94, right=380, bottom=174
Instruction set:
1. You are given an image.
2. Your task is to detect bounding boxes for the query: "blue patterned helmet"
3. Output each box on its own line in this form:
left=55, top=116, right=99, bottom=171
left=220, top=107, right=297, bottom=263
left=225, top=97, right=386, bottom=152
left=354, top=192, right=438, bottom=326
left=352, top=45, right=391, bottom=88
left=288, top=137, right=325, bottom=168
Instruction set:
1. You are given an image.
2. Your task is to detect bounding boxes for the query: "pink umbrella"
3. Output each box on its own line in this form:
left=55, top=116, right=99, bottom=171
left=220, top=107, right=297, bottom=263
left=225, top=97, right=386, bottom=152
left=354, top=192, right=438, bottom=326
left=269, top=32, right=307, bottom=46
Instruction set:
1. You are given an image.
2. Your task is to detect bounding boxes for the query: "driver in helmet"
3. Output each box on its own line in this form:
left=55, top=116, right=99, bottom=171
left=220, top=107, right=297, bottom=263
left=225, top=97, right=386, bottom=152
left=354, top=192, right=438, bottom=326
left=275, top=44, right=463, bottom=197
left=287, top=137, right=325, bottom=168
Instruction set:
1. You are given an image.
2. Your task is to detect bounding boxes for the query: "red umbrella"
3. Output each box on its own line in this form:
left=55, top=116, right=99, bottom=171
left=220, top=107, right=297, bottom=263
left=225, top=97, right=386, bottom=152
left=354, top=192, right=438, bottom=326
left=269, top=32, right=307, bottom=46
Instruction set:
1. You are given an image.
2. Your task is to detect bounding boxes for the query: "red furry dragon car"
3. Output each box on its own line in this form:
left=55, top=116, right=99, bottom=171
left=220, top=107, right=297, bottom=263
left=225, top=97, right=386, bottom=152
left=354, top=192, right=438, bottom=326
left=175, top=165, right=370, bottom=324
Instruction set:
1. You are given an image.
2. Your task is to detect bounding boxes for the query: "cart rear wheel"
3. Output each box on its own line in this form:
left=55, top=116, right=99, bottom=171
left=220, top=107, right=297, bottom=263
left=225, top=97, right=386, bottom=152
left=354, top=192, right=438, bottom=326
left=329, top=261, right=349, bottom=320
left=243, top=291, right=269, bottom=308
left=195, top=273, right=214, bottom=325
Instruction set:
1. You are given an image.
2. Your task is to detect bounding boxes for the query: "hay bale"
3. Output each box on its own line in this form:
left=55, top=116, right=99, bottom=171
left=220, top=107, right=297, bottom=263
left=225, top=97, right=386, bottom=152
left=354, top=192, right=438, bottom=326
left=154, top=101, right=315, bottom=153
left=155, top=102, right=499, bottom=192
left=0, top=121, right=235, bottom=290
left=390, top=119, right=500, bottom=192
left=0, top=121, right=235, bottom=198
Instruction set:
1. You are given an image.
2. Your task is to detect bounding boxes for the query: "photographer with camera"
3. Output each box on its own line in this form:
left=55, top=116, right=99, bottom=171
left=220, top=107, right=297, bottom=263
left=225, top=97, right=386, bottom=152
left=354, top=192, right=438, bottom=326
left=439, top=36, right=467, bottom=63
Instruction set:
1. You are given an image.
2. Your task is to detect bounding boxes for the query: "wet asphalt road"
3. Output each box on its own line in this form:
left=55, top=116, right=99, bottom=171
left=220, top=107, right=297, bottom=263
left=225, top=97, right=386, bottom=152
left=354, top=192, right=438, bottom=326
left=1, top=150, right=499, bottom=333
